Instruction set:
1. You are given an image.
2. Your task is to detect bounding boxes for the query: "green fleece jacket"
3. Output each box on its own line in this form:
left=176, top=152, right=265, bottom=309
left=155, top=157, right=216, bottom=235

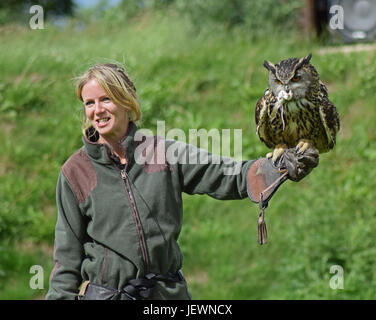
left=46, top=122, right=253, bottom=300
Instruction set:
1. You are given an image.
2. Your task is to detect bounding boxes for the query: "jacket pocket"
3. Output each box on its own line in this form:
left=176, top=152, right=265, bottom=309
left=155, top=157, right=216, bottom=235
left=81, top=242, right=107, bottom=285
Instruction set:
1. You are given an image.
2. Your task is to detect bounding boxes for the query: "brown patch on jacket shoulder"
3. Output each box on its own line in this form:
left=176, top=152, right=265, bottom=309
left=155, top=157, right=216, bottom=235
left=143, top=162, right=172, bottom=174
left=62, top=148, right=98, bottom=204
left=137, top=135, right=173, bottom=174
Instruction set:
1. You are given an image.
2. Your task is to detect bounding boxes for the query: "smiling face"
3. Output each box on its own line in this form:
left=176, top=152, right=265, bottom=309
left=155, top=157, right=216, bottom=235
left=82, top=78, right=129, bottom=143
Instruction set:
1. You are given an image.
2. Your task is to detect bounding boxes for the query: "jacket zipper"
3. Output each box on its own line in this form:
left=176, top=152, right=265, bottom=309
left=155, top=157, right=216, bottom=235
left=119, top=167, right=150, bottom=271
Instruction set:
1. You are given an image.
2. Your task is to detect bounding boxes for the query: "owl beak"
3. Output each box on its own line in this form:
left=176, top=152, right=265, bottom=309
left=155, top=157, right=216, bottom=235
left=284, top=85, right=293, bottom=101
left=277, top=88, right=293, bottom=103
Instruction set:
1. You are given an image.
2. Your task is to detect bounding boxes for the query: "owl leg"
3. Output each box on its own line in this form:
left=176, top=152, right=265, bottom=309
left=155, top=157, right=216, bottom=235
left=296, top=139, right=312, bottom=154
left=270, top=143, right=287, bottom=164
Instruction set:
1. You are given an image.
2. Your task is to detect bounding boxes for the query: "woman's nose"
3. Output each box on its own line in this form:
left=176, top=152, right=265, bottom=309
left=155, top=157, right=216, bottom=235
left=94, top=101, right=105, bottom=113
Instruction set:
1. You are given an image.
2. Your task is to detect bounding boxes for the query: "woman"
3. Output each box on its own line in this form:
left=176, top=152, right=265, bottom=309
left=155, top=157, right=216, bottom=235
left=46, top=63, right=318, bottom=300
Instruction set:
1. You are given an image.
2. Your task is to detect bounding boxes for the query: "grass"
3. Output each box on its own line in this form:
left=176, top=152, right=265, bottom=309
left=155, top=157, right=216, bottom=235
left=1, top=9, right=376, bottom=299
left=0, top=241, right=53, bottom=299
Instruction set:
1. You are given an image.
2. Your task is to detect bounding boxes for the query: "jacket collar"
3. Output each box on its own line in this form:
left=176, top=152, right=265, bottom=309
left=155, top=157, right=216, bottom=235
left=83, top=121, right=139, bottom=166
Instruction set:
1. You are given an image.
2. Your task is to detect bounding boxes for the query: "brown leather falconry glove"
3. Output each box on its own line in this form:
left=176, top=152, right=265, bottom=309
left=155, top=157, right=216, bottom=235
left=247, top=146, right=319, bottom=244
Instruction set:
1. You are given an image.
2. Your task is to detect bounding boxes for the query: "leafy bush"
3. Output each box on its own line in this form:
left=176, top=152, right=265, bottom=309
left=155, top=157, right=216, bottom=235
left=82, top=0, right=303, bottom=38
left=0, top=77, right=49, bottom=117
left=175, top=0, right=303, bottom=37
left=0, top=0, right=74, bottom=25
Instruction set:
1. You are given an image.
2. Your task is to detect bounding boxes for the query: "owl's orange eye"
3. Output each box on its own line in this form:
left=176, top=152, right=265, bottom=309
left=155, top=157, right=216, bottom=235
left=275, top=79, right=281, bottom=85
left=291, top=75, right=301, bottom=82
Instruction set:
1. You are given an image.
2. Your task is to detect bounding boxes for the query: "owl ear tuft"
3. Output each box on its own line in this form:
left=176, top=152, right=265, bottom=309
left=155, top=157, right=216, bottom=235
left=296, top=53, right=312, bottom=70
left=302, top=53, right=312, bottom=64
left=263, top=61, right=276, bottom=74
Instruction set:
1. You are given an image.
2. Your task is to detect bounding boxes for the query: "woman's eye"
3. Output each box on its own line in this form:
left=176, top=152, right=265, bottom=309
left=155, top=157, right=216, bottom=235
left=275, top=79, right=281, bottom=85
left=102, top=97, right=110, bottom=102
left=85, top=101, right=94, bottom=107
left=291, top=75, right=301, bottom=82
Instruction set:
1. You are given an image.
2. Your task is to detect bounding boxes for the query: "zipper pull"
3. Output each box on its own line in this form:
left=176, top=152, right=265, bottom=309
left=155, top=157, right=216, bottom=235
left=120, top=169, right=127, bottom=180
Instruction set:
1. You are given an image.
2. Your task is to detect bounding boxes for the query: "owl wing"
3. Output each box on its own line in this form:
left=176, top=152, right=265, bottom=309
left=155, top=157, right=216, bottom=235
left=255, top=89, right=275, bottom=149
left=318, top=82, right=340, bottom=149
left=255, top=96, right=265, bottom=131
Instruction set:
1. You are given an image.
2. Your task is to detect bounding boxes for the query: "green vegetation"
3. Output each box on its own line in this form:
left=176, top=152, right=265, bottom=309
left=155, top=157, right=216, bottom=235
left=1, top=5, right=376, bottom=299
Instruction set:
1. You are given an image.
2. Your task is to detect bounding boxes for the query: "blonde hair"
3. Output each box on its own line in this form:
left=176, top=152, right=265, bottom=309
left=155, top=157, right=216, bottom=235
left=75, top=63, right=141, bottom=136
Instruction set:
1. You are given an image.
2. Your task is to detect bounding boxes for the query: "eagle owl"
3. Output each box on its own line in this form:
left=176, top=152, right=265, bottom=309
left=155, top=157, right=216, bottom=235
left=255, top=53, right=340, bottom=162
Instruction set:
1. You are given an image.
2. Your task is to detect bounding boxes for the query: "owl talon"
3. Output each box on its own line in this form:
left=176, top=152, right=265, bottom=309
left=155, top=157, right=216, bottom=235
left=296, top=139, right=311, bottom=155
left=271, top=144, right=287, bottom=164
left=295, top=145, right=303, bottom=155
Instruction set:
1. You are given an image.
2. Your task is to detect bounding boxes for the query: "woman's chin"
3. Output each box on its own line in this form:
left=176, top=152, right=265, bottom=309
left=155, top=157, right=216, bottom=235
left=95, top=127, right=112, bottom=140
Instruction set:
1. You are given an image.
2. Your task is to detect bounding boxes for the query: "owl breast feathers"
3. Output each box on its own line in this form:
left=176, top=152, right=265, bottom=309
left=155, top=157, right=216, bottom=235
left=255, top=53, right=340, bottom=155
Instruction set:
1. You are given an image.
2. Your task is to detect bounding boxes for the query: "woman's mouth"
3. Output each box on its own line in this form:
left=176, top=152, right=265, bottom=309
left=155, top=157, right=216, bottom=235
left=96, top=117, right=111, bottom=128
